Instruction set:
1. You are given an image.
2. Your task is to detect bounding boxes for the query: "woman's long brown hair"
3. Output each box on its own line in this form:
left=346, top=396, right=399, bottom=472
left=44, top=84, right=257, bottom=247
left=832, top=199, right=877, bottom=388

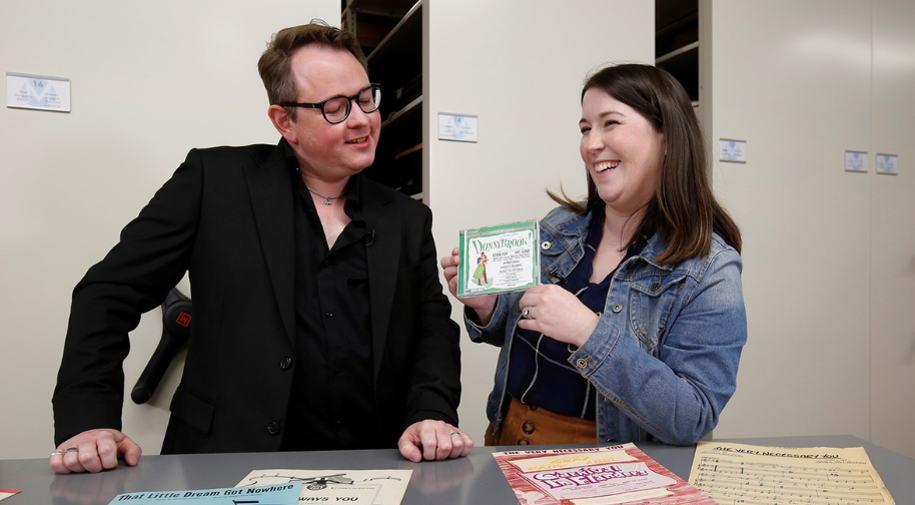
left=550, top=64, right=741, bottom=264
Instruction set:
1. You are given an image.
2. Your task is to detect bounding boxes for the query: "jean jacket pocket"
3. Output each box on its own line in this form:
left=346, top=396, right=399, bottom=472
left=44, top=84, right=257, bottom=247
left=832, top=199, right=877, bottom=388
left=628, top=273, right=686, bottom=351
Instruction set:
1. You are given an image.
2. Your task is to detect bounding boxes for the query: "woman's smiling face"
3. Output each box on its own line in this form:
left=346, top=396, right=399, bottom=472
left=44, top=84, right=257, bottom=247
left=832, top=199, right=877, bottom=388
left=579, top=88, right=666, bottom=216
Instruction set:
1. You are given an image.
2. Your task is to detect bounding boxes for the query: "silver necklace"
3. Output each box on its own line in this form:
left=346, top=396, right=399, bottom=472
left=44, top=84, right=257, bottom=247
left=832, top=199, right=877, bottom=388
left=306, top=186, right=343, bottom=206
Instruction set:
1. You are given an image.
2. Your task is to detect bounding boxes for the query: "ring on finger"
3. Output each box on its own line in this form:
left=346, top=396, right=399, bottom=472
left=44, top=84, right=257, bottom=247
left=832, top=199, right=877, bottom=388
left=65, top=447, right=78, bottom=454
left=522, top=307, right=532, bottom=319
left=51, top=451, right=64, bottom=457
left=450, top=432, right=460, bottom=437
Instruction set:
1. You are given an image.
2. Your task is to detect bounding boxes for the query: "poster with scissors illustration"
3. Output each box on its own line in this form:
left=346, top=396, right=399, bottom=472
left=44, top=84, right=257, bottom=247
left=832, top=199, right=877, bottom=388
left=236, top=469, right=411, bottom=504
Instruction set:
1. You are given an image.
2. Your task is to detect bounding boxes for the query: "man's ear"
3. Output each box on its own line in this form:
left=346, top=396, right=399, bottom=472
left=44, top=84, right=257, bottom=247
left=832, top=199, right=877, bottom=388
left=268, top=104, right=297, bottom=144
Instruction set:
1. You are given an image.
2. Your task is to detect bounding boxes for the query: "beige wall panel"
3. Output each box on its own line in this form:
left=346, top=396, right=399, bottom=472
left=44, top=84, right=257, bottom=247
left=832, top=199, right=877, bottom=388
left=706, top=0, right=872, bottom=440
left=0, top=0, right=337, bottom=459
left=425, top=0, right=655, bottom=443
left=870, top=1, right=915, bottom=459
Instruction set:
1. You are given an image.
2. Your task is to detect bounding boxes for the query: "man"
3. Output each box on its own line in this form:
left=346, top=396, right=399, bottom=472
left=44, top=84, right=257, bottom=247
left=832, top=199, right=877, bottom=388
left=50, top=22, right=472, bottom=474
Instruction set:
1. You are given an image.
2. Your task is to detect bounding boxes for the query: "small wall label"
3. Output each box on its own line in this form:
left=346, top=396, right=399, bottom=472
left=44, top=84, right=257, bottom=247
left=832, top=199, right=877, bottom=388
left=719, top=139, right=747, bottom=163
left=7, top=72, right=71, bottom=112
left=438, top=112, right=478, bottom=142
left=876, top=154, right=898, bottom=175
left=844, top=151, right=868, bottom=173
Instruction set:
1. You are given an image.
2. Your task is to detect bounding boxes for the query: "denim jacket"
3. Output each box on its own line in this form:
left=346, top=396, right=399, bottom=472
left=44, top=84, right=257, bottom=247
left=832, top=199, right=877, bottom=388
left=465, top=205, right=747, bottom=445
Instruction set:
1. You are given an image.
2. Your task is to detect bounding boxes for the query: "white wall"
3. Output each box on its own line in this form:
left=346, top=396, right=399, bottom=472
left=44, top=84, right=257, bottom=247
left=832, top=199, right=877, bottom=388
left=869, top=0, right=915, bottom=458
left=0, top=0, right=337, bottom=459
left=700, top=0, right=915, bottom=458
left=425, top=1, right=655, bottom=444
left=702, top=0, right=872, bottom=440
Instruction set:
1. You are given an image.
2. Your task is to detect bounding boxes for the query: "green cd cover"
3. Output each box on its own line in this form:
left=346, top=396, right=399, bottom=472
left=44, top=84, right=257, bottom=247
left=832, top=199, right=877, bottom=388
left=458, top=220, right=540, bottom=298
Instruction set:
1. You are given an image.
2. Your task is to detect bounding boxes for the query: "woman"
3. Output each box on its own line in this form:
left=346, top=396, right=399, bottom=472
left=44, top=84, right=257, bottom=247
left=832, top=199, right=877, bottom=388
left=473, top=251, right=489, bottom=285
left=441, top=63, right=747, bottom=446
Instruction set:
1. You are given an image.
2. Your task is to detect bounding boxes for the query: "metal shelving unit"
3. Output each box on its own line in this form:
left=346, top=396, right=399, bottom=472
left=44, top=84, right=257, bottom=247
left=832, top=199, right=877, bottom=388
left=344, top=0, right=424, bottom=200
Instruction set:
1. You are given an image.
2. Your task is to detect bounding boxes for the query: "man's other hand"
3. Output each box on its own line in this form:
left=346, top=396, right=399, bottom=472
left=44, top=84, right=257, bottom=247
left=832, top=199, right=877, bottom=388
left=398, top=420, right=473, bottom=462
left=49, top=429, right=142, bottom=474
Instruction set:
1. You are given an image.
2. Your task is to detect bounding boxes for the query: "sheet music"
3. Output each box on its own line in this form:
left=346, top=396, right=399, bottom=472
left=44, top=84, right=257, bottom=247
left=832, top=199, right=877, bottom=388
left=688, top=441, right=895, bottom=504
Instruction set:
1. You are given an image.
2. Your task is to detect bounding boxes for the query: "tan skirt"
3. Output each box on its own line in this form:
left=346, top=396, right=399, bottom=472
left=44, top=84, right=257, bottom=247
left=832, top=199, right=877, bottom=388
left=485, top=397, right=597, bottom=446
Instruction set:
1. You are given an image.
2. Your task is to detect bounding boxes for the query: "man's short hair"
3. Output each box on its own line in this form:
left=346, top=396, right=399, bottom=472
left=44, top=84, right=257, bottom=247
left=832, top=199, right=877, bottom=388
left=258, top=20, right=368, bottom=118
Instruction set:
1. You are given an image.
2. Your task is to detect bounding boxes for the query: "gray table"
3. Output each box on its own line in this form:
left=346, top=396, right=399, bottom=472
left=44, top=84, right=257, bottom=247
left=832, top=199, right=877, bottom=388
left=2, top=435, right=912, bottom=504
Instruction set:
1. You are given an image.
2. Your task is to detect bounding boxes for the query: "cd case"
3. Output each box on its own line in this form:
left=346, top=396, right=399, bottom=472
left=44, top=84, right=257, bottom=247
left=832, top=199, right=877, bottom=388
left=458, top=220, right=540, bottom=298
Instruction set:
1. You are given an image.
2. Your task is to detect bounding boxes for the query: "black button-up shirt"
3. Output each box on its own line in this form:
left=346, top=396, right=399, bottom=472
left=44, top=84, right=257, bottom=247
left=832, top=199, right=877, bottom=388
left=282, top=165, right=380, bottom=451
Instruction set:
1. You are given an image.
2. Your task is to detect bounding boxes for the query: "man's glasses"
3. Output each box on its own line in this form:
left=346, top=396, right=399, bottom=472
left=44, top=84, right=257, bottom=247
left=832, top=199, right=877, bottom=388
left=280, top=84, right=382, bottom=124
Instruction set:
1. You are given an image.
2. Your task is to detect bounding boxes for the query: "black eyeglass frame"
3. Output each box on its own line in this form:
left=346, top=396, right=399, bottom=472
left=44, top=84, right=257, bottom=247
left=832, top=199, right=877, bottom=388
left=279, top=83, right=382, bottom=124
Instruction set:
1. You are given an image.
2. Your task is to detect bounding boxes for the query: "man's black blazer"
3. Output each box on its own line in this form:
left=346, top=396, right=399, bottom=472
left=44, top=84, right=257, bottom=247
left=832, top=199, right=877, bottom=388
left=53, top=140, right=462, bottom=454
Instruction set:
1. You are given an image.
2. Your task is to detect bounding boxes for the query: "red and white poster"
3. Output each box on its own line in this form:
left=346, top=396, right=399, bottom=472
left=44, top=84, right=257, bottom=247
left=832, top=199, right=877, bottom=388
left=492, top=443, right=716, bottom=505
